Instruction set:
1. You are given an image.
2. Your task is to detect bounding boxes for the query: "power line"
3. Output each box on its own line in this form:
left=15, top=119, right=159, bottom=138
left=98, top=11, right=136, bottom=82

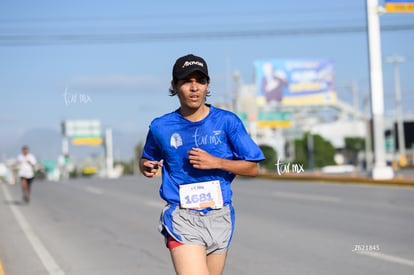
left=0, top=24, right=413, bottom=46
left=0, top=5, right=365, bottom=24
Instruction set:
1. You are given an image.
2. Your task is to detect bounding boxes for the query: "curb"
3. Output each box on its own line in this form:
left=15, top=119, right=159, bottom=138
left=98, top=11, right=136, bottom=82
left=257, top=173, right=414, bottom=187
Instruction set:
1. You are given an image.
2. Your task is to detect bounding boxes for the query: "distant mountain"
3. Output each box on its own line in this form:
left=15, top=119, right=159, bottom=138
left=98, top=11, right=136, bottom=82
left=0, top=128, right=61, bottom=161
left=0, top=127, right=145, bottom=163
left=111, top=129, right=145, bottom=161
left=26, top=128, right=62, bottom=160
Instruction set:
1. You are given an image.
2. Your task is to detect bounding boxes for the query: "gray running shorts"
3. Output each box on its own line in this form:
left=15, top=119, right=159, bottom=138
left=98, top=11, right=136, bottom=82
left=159, top=204, right=235, bottom=254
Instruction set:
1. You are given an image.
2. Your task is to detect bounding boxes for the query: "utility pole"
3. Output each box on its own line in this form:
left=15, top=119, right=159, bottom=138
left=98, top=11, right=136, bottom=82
left=352, top=81, right=359, bottom=119
left=386, top=55, right=406, bottom=166
left=105, top=128, right=114, bottom=178
left=233, top=70, right=241, bottom=113
left=365, top=0, right=394, bottom=179
left=363, top=95, right=373, bottom=172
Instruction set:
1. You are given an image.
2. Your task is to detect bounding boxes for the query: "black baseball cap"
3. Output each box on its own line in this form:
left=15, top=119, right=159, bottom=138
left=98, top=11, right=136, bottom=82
left=172, top=54, right=210, bottom=81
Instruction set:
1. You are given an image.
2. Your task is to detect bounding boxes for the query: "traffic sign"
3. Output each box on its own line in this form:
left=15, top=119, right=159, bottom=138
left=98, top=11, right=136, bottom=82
left=71, top=137, right=103, bottom=146
left=257, top=112, right=291, bottom=128
left=62, top=120, right=103, bottom=146
left=62, top=120, right=101, bottom=138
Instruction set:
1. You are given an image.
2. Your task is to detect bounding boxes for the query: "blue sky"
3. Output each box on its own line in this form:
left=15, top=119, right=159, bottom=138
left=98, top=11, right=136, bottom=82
left=1, top=0, right=413, bottom=161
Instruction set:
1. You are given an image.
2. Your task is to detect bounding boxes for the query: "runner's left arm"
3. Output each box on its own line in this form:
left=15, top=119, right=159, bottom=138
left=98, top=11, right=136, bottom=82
left=188, top=148, right=259, bottom=176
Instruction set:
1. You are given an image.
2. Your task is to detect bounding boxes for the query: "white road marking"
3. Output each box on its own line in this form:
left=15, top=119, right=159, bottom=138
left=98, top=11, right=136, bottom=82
left=358, top=251, right=414, bottom=267
left=272, top=191, right=342, bottom=203
left=1, top=184, right=66, bottom=275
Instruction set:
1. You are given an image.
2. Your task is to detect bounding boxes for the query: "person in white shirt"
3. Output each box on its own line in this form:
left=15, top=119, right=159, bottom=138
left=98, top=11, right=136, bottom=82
left=17, top=145, right=37, bottom=203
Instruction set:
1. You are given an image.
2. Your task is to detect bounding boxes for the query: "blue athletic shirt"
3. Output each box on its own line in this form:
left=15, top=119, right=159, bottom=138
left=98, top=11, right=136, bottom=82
left=142, top=104, right=265, bottom=207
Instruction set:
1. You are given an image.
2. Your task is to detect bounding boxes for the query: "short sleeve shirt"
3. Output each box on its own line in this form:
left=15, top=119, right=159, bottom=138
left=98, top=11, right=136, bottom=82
left=17, top=153, right=37, bottom=178
left=142, top=105, right=265, bottom=206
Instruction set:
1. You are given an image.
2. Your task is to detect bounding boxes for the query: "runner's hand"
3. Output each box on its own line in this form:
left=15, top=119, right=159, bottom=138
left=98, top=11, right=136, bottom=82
left=142, top=160, right=163, bottom=177
left=188, top=148, right=219, bottom=170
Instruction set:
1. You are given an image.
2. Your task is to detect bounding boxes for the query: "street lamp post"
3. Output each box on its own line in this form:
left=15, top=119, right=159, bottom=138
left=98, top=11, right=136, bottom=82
left=233, top=70, right=241, bottom=113
left=386, top=55, right=406, bottom=166
left=365, top=0, right=394, bottom=179
left=363, top=95, right=373, bottom=172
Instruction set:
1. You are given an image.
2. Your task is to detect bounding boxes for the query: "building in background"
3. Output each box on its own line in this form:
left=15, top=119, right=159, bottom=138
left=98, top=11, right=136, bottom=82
left=233, top=58, right=369, bottom=168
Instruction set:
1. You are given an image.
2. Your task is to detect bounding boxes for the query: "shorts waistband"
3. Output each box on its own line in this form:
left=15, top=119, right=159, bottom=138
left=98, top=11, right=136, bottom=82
left=177, top=204, right=230, bottom=216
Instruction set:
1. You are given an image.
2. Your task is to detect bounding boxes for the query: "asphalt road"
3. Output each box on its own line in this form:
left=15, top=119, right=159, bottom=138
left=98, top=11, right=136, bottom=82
left=0, top=176, right=413, bottom=275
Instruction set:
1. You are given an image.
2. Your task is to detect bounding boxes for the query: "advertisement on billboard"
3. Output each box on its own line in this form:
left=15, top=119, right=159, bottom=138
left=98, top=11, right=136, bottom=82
left=384, top=0, right=414, bottom=12
left=255, top=59, right=336, bottom=106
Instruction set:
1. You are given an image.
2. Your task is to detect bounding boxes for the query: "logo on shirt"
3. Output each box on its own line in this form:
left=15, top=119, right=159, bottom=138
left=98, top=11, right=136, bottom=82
left=193, top=128, right=223, bottom=147
left=170, top=133, right=183, bottom=149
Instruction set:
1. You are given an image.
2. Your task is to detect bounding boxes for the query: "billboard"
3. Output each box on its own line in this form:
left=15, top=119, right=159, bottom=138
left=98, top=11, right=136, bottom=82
left=384, top=0, right=414, bottom=12
left=255, top=59, right=336, bottom=106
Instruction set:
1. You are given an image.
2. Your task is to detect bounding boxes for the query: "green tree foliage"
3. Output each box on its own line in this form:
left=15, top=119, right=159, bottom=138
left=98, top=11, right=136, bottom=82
left=259, top=144, right=277, bottom=172
left=294, top=139, right=308, bottom=168
left=345, top=137, right=365, bottom=152
left=294, top=133, right=335, bottom=169
left=345, top=137, right=365, bottom=165
left=312, top=134, right=336, bottom=167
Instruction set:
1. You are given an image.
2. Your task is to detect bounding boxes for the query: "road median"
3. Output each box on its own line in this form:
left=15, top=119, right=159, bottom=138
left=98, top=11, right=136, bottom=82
left=257, top=172, right=414, bottom=187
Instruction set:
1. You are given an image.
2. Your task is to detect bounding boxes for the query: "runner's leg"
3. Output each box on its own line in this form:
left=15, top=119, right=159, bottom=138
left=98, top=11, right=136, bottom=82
left=207, top=252, right=227, bottom=275
left=20, top=178, right=29, bottom=202
left=170, top=244, right=209, bottom=275
left=27, top=178, right=32, bottom=198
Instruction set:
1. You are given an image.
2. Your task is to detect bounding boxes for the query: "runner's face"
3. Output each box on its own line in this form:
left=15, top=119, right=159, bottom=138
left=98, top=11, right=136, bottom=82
left=174, top=72, right=209, bottom=110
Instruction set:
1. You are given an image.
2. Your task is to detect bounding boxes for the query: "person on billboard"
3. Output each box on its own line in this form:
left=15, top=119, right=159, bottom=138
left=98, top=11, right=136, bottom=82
left=139, top=54, right=264, bottom=275
left=16, top=145, right=37, bottom=203
left=261, top=62, right=288, bottom=106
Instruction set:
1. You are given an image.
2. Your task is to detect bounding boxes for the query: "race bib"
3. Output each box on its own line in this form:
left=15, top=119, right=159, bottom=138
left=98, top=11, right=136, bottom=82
left=179, top=180, right=223, bottom=209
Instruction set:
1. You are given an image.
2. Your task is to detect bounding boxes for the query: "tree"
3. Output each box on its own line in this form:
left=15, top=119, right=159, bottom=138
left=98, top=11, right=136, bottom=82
left=259, top=144, right=277, bottom=172
left=311, top=134, right=336, bottom=168
left=294, top=133, right=335, bottom=169
left=293, top=138, right=308, bottom=168
left=133, top=142, right=144, bottom=174
left=344, top=137, right=365, bottom=165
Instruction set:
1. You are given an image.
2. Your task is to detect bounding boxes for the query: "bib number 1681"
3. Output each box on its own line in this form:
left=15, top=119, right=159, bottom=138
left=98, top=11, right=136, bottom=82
left=179, top=180, right=223, bottom=209
left=184, top=192, right=213, bottom=204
